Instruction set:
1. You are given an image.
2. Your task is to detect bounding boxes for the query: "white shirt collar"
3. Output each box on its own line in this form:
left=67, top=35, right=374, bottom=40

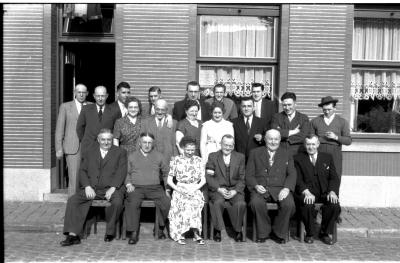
left=287, top=111, right=296, bottom=121
left=96, top=104, right=105, bottom=112
left=324, top=113, right=336, bottom=125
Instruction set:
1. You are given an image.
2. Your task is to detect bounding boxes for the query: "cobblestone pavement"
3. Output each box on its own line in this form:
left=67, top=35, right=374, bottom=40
left=4, top=231, right=400, bottom=262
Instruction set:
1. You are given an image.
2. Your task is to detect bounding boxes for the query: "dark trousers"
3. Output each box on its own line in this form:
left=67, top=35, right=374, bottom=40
left=63, top=188, right=124, bottom=236
left=297, top=195, right=341, bottom=236
left=125, top=185, right=170, bottom=232
left=249, top=191, right=295, bottom=239
left=209, top=191, right=246, bottom=232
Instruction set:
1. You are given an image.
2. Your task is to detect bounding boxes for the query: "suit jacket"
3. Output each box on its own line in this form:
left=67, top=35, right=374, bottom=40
left=294, top=151, right=340, bottom=197
left=245, top=147, right=297, bottom=200
left=76, top=104, right=120, bottom=152
left=172, top=98, right=210, bottom=121
left=140, top=116, right=178, bottom=162
left=205, top=97, right=238, bottom=121
left=109, top=101, right=124, bottom=119
left=271, top=111, right=310, bottom=145
left=257, top=98, right=277, bottom=130
left=141, top=102, right=153, bottom=119
left=206, top=150, right=246, bottom=194
left=232, top=115, right=265, bottom=161
left=55, top=100, right=92, bottom=154
left=79, top=144, right=127, bottom=190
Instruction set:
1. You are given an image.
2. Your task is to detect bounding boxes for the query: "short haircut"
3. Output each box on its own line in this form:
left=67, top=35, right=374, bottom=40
left=179, top=136, right=197, bottom=148
left=148, top=86, right=161, bottom=94
left=251, top=82, right=264, bottom=91
left=186, top=80, right=200, bottom=90
left=98, top=128, right=113, bottom=137
left=240, top=96, right=254, bottom=104
left=281, top=92, right=296, bottom=102
left=213, top=83, right=226, bottom=92
left=305, top=133, right=319, bottom=141
left=184, top=99, right=199, bottom=111
left=221, top=134, right=235, bottom=143
left=210, top=101, right=225, bottom=114
left=139, top=132, right=155, bottom=140
left=117, top=81, right=131, bottom=91
left=124, top=96, right=142, bottom=116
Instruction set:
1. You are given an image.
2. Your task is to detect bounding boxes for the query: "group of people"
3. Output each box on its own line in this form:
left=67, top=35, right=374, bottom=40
left=56, top=80, right=351, bottom=247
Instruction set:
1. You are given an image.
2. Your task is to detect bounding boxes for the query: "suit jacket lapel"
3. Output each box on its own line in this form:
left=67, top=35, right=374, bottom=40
left=217, top=152, right=227, bottom=179
left=102, top=146, right=115, bottom=166
left=229, top=152, right=237, bottom=180
left=70, top=101, right=79, bottom=118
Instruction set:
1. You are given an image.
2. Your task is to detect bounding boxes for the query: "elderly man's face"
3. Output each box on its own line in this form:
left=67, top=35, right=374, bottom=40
left=154, top=102, right=167, bottom=120
left=94, top=87, right=108, bottom=106
left=149, top=91, right=161, bottom=105
left=265, top=131, right=281, bottom=152
left=97, top=132, right=113, bottom=151
left=139, top=136, right=153, bottom=153
left=117, top=87, right=130, bottom=103
left=221, top=137, right=235, bottom=156
left=187, top=84, right=200, bottom=100
left=74, top=85, right=88, bottom=103
left=282, top=98, right=296, bottom=116
left=305, top=136, right=320, bottom=155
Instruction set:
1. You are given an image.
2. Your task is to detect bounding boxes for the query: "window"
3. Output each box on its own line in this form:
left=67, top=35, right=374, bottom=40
left=351, top=9, right=400, bottom=134
left=62, top=4, right=114, bottom=34
left=197, top=6, right=279, bottom=101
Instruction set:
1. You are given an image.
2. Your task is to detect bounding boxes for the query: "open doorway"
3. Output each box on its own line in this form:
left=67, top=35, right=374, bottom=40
left=57, top=42, right=115, bottom=190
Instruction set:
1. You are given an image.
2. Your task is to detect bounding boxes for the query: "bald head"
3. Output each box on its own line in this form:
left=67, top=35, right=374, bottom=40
left=93, top=86, right=108, bottom=106
left=154, top=99, right=168, bottom=120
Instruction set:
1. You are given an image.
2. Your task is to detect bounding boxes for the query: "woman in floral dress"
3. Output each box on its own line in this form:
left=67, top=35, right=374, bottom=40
left=167, top=137, right=206, bottom=245
left=113, top=96, right=142, bottom=154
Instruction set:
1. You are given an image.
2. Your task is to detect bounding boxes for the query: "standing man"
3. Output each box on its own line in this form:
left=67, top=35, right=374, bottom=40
left=246, top=129, right=296, bottom=244
left=231, top=97, right=265, bottom=162
left=310, top=96, right=352, bottom=180
left=294, top=134, right=341, bottom=245
left=60, top=129, right=127, bottom=246
left=271, top=92, right=310, bottom=157
left=76, top=86, right=120, bottom=153
left=251, top=83, right=277, bottom=130
left=142, top=86, right=162, bottom=118
left=172, top=81, right=210, bottom=121
left=124, top=133, right=171, bottom=244
left=206, top=135, right=246, bottom=242
left=110, top=81, right=131, bottom=118
left=56, top=84, right=92, bottom=196
left=205, top=84, right=238, bottom=121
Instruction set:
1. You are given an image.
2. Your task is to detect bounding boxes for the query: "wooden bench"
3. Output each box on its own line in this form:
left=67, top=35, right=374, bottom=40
left=251, top=203, right=290, bottom=242
left=209, top=201, right=247, bottom=242
left=297, top=203, right=338, bottom=243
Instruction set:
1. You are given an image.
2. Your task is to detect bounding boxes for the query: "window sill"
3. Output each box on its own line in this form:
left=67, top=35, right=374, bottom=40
left=343, top=132, right=400, bottom=152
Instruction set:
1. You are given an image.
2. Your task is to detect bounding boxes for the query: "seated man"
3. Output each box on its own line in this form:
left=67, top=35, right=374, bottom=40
left=124, top=132, right=171, bottom=245
left=206, top=135, right=246, bottom=242
left=60, top=128, right=127, bottom=246
left=246, top=129, right=296, bottom=244
left=294, top=134, right=341, bottom=245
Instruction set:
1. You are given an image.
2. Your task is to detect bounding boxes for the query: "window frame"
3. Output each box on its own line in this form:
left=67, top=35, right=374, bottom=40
left=351, top=6, right=400, bottom=137
left=196, top=4, right=280, bottom=100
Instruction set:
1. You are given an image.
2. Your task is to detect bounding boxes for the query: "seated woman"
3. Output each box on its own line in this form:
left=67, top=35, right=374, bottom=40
left=167, top=137, right=206, bottom=245
left=113, top=96, right=143, bottom=154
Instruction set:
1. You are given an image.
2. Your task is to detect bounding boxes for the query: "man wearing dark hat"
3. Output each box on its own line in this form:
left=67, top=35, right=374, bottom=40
left=310, top=96, right=352, bottom=180
left=271, top=92, right=310, bottom=157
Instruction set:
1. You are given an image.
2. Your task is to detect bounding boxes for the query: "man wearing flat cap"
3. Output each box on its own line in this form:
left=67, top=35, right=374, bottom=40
left=310, top=96, right=352, bottom=181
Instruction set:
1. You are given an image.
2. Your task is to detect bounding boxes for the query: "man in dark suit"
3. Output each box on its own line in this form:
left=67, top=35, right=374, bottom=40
left=206, top=135, right=246, bottom=242
left=60, top=129, right=127, bottom=246
left=251, top=83, right=277, bottom=130
left=232, top=97, right=265, bottom=162
left=271, top=92, right=310, bottom=157
left=142, top=86, right=161, bottom=118
left=55, top=83, right=92, bottom=196
left=294, top=134, right=341, bottom=245
left=76, top=86, right=120, bottom=153
left=246, top=129, right=296, bottom=244
left=172, top=81, right=210, bottom=121
left=109, top=81, right=131, bottom=118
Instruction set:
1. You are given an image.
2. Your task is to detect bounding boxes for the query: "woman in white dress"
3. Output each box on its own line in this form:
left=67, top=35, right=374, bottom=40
left=200, top=101, right=234, bottom=164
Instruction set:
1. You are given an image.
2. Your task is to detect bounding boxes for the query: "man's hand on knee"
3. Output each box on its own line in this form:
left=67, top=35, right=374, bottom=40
left=85, top=186, right=96, bottom=199
left=278, top=187, right=290, bottom=201
left=105, top=187, right=116, bottom=201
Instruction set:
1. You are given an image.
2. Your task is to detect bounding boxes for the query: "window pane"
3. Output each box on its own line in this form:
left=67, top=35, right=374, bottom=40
left=199, top=65, right=274, bottom=98
left=200, top=16, right=276, bottom=58
left=353, top=18, right=400, bottom=61
left=63, top=4, right=114, bottom=34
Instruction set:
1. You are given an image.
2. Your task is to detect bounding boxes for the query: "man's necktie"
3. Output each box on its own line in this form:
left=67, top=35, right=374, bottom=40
left=245, top=117, right=250, bottom=134
left=98, top=106, right=103, bottom=122
left=269, top=153, right=274, bottom=167
left=311, top=155, right=316, bottom=166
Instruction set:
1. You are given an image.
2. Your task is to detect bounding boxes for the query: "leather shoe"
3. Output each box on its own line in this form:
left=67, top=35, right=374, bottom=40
left=270, top=232, right=286, bottom=244
left=319, top=233, right=333, bottom=245
left=255, top=237, right=268, bottom=243
left=104, top=235, right=114, bottom=242
left=213, top=230, right=221, bottom=242
left=60, top=235, right=81, bottom=246
left=158, top=230, right=166, bottom=239
left=304, top=235, right=314, bottom=244
left=128, top=232, right=138, bottom=245
left=234, top=231, right=243, bottom=242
